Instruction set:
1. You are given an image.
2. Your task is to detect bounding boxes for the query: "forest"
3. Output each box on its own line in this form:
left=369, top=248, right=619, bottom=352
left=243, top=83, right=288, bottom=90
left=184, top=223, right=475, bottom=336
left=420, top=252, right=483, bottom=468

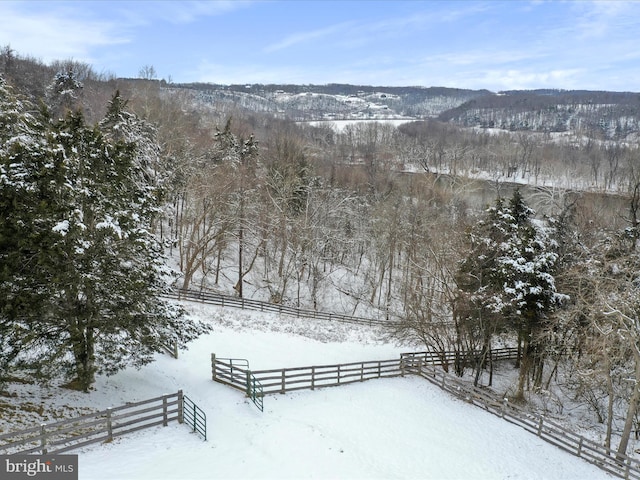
left=2, top=47, right=640, bottom=459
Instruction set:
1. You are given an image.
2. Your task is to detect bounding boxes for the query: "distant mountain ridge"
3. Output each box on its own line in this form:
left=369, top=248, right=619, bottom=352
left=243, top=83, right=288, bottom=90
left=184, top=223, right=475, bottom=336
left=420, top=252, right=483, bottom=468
left=440, top=89, right=640, bottom=138
left=169, top=82, right=640, bottom=139
left=2, top=41, right=637, bottom=140
left=169, top=82, right=490, bottom=120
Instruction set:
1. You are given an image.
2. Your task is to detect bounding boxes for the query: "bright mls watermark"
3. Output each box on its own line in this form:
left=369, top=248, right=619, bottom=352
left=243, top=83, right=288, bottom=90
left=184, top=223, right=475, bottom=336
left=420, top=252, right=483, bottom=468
left=0, top=455, right=77, bottom=479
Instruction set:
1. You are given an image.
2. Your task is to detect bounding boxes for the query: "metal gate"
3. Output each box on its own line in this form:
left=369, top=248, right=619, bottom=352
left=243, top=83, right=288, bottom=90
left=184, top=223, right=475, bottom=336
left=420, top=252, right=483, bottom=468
left=212, top=354, right=264, bottom=412
left=183, top=394, right=207, bottom=440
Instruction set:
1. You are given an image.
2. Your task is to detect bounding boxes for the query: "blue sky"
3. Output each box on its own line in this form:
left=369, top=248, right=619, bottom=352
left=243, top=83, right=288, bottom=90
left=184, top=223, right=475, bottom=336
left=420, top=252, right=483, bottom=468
left=1, top=0, right=639, bottom=92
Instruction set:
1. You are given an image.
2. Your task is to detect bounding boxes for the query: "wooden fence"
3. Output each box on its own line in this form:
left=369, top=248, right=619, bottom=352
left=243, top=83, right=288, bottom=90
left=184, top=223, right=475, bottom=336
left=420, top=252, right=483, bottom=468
left=0, top=391, right=185, bottom=455
left=212, top=354, right=404, bottom=395
left=213, top=351, right=640, bottom=480
left=409, top=363, right=640, bottom=480
left=400, top=347, right=519, bottom=369
left=168, top=287, right=396, bottom=328
left=212, top=348, right=520, bottom=397
left=160, top=339, right=179, bottom=359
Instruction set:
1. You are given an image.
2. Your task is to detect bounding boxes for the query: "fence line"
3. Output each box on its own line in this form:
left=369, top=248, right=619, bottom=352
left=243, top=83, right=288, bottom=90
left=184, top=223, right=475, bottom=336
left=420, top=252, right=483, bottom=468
left=160, top=339, right=179, bottom=359
left=212, top=354, right=404, bottom=396
left=0, top=390, right=205, bottom=455
left=167, top=287, right=396, bottom=328
left=211, top=348, right=520, bottom=398
left=213, top=352, right=640, bottom=480
left=253, top=359, right=404, bottom=395
left=400, top=347, right=519, bottom=369
left=410, top=363, right=640, bottom=480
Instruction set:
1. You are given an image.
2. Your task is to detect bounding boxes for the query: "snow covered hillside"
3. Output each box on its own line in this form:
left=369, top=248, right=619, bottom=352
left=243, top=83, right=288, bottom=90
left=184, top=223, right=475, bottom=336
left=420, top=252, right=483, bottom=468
left=5, top=301, right=612, bottom=479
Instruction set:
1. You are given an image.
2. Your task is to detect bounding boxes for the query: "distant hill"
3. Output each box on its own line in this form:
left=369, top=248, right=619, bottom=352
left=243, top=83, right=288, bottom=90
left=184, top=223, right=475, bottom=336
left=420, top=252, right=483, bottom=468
left=2, top=43, right=638, bottom=141
left=169, top=82, right=491, bottom=121
left=168, top=82, right=640, bottom=139
left=439, top=89, right=640, bottom=139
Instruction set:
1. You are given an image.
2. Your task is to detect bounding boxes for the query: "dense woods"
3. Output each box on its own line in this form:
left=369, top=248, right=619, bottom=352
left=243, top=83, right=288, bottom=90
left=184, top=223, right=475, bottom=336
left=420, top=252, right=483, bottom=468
left=2, top=48, right=640, bottom=456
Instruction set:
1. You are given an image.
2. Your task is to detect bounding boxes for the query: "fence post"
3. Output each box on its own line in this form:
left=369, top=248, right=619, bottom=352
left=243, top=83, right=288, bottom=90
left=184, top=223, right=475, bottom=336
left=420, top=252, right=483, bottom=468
left=537, top=416, right=544, bottom=437
left=211, top=354, right=216, bottom=381
left=281, top=370, right=286, bottom=394
left=173, top=341, right=178, bottom=359
left=400, top=358, right=405, bottom=377
left=163, top=395, right=168, bottom=426
left=178, top=390, right=184, bottom=424
left=337, top=365, right=341, bottom=384
left=40, top=424, right=47, bottom=454
left=311, top=367, right=315, bottom=390
left=106, top=408, right=113, bottom=441
left=577, top=437, right=583, bottom=457
left=246, top=371, right=252, bottom=397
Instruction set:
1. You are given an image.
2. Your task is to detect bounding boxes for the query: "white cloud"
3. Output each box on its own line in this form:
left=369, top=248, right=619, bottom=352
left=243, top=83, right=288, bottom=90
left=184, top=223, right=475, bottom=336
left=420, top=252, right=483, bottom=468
left=191, top=59, right=313, bottom=85
left=477, top=69, right=586, bottom=91
left=570, top=0, right=637, bottom=39
left=262, top=2, right=489, bottom=55
left=0, top=2, right=129, bottom=63
left=143, top=0, right=254, bottom=25
left=264, top=21, right=355, bottom=53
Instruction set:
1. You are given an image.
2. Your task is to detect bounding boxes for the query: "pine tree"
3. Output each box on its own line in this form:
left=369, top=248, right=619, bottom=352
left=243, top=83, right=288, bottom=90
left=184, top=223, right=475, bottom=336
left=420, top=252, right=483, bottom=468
left=0, top=80, right=210, bottom=391
left=456, top=197, right=510, bottom=385
left=46, top=66, right=83, bottom=118
left=0, top=76, right=57, bottom=372
left=458, top=190, right=566, bottom=399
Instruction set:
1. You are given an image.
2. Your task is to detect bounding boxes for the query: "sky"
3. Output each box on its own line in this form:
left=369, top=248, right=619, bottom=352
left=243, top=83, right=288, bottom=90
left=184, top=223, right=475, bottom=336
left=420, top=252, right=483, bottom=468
left=0, top=0, right=639, bottom=92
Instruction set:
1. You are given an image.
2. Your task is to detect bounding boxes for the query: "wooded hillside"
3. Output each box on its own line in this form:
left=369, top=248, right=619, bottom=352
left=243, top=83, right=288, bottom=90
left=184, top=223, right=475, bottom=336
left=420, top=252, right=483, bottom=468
left=2, top=49, right=640, bottom=458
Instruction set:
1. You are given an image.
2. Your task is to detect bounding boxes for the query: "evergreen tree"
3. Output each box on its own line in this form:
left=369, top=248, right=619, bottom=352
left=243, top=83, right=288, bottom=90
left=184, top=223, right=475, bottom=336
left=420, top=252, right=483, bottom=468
left=0, top=79, right=209, bottom=391
left=46, top=66, right=83, bottom=118
left=456, top=197, right=509, bottom=385
left=458, top=190, right=566, bottom=399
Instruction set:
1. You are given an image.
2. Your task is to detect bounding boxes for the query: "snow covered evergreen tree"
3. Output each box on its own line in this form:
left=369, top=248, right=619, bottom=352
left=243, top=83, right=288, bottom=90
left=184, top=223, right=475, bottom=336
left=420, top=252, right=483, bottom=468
left=46, top=66, right=83, bottom=119
left=458, top=190, right=566, bottom=399
left=456, top=197, right=510, bottom=385
left=0, top=78, right=209, bottom=391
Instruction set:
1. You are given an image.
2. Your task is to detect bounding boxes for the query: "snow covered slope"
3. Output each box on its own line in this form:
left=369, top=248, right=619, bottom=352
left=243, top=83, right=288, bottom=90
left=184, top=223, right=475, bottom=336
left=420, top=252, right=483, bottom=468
left=6, top=301, right=612, bottom=479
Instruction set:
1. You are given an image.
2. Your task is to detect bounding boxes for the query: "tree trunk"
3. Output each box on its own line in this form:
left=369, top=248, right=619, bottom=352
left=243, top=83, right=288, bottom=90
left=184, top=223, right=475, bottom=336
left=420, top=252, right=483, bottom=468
left=474, top=329, right=491, bottom=387
left=515, top=337, right=530, bottom=402
left=236, top=224, right=243, bottom=297
left=605, top=366, right=614, bottom=450
left=69, top=322, right=96, bottom=392
left=617, top=353, right=640, bottom=459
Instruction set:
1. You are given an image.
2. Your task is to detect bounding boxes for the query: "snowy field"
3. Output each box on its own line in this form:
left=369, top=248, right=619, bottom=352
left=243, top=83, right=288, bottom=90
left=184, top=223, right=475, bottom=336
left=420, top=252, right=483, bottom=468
left=6, top=301, right=612, bottom=479
left=305, top=119, right=416, bottom=132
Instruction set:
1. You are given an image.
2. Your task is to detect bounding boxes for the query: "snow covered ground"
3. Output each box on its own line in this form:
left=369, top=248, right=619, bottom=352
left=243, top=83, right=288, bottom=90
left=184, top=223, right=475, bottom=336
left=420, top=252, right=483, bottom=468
left=4, top=301, right=612, bottom=479
left=305, top=119, right=416, bottom=132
